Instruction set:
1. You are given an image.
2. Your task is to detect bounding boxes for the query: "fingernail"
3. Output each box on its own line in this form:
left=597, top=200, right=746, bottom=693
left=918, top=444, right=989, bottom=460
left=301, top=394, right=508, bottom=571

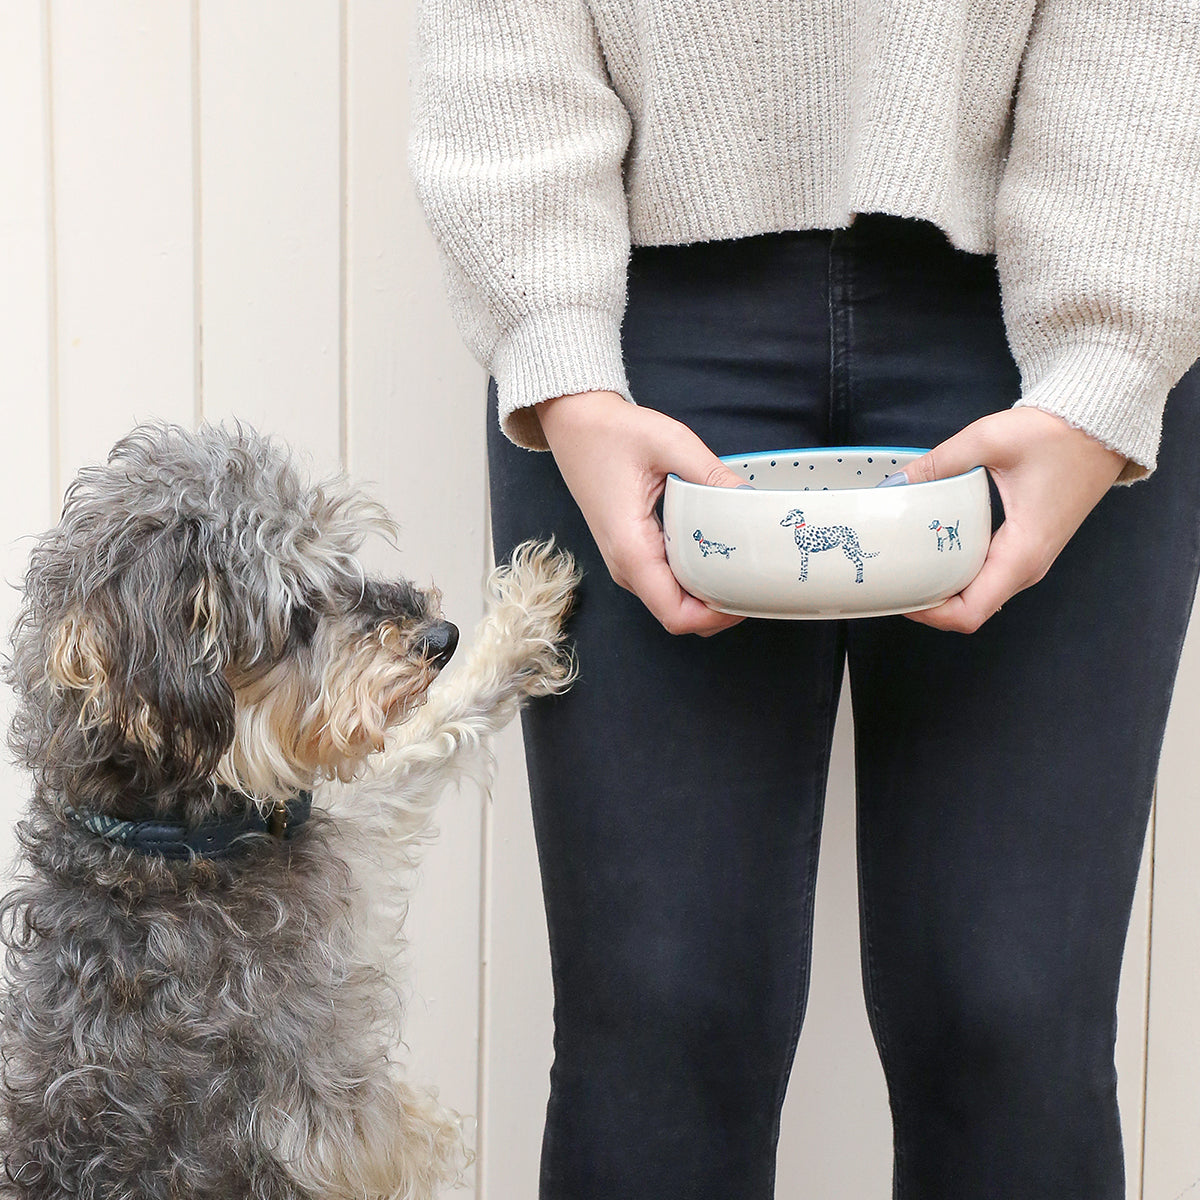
left=875, top=470, right=909, bottom=488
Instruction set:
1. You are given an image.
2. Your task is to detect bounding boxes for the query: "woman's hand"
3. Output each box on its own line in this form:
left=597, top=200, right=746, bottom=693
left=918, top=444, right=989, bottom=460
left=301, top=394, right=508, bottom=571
left=536, top=390, right=747, bottom=636
left=900, top=407, right=1128, bottom=633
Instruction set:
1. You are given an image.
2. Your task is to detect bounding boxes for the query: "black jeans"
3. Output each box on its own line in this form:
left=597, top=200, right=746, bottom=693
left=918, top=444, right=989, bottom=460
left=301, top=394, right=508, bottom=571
left=486, top=214, right=1200, bottom=1200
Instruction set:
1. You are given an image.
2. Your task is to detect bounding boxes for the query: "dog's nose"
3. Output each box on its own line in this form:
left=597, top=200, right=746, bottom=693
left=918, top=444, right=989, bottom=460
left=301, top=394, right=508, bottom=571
left=417, top=620, right=458, bottom=667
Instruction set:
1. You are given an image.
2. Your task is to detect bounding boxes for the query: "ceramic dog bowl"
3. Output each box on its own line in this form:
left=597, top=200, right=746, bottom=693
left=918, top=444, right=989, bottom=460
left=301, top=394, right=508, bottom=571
left=663, top=447, right=990, bottom=619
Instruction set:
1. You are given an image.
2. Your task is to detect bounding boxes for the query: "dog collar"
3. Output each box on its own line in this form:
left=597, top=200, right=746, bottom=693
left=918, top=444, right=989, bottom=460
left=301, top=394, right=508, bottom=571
left=64, top=791, right=313, bottom=861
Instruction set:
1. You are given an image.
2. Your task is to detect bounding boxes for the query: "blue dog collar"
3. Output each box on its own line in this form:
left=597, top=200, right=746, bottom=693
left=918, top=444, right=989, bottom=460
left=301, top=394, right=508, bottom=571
left=64, top=791, right=313, bottom=861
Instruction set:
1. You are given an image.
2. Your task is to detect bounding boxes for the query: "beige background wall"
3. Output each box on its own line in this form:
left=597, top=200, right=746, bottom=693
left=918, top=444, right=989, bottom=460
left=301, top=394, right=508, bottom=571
left=0, top=4, right=1196, bottom=1197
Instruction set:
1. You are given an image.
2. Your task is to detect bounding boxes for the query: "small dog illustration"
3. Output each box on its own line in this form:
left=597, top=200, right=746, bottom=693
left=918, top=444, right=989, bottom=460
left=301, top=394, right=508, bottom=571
left=929, top=519, right=961, bottom=551
left=780, top=509, right=879, bottom=584
left=693, top=529, right=735, bottom=558
left=0, top=421, right=579, bottom=1200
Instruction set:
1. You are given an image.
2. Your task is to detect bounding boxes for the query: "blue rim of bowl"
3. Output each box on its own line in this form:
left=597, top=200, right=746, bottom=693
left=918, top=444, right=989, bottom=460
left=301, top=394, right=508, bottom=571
left=667, top=446, right=986, bottom=489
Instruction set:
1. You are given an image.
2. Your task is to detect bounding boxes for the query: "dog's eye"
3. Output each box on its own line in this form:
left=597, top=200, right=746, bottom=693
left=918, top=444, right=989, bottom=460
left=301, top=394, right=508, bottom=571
left=289, top=602, right=319, bottom=647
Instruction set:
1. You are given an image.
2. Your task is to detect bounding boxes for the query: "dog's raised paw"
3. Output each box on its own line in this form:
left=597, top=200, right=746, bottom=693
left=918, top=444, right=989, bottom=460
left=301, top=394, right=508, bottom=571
left=482, top=538, right=581, bottom=698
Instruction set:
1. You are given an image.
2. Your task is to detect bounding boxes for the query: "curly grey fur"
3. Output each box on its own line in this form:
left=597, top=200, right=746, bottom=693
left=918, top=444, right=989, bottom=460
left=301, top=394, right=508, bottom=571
left=0, top=422, right=473, bottom=1199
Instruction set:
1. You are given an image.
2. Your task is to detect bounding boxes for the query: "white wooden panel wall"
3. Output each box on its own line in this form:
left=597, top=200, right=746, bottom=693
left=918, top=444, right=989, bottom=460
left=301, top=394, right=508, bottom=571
left=50, top=1, right=196, bottom=474
left=0, top=2, right=54, bottom=887
left=199, top=0, right=342, bottom=472
left=0, top=5, right=1195, bottom=1198
left=346, top=1, right=491, bottom=1182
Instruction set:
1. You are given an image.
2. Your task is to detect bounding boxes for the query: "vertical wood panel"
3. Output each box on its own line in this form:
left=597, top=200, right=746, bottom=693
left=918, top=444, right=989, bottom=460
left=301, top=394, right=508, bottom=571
left=49, top=0, right=195, bottom=480
left=347, top=1, right=489, bottom=1190
left=0, top=0, right=54, bottom=876
left=198, top=0, right=341, bottom=474
left=1143, top=597, right=1200, bottom=1200
left=485, top=720, right=554, bottom=1198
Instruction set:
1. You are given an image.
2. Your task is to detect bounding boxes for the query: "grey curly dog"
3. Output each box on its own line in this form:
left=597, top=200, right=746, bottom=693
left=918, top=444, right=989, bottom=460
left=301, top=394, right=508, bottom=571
left=0, top=421, right=578, bottom=1199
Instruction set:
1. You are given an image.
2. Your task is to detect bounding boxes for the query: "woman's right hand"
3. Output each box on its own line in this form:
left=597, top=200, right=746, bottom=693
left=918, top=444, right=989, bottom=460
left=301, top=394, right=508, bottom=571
left=535, top=390, right=747, bottom=636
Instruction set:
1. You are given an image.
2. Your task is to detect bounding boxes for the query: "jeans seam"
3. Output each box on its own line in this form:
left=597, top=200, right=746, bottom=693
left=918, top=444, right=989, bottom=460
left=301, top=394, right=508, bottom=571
left=828, top=231, right=854, bottom=445
left=767, top=626, right=846, bottom=1148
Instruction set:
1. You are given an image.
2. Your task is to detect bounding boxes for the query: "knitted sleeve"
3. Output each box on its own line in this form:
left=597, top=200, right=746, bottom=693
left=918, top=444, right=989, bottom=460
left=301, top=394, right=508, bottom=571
left=995, top=0, right=1200, bottom=484
left=407, top=0, right=635, bottom=450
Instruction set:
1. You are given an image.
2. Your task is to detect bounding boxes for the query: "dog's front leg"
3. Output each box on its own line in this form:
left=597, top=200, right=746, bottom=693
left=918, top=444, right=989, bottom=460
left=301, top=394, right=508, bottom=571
left=320, top=540, right=578, bottom=852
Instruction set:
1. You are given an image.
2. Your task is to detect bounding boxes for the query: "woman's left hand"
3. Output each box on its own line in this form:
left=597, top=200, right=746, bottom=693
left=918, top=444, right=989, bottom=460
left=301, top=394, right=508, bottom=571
left=900, top=407, right=1129, bottom=633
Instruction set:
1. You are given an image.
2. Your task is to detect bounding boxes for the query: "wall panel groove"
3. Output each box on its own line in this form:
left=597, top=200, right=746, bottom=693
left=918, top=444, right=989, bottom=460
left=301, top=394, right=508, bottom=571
left=42, top=0, right=60, bottom=512
left=338, top=0, right=349, bottom=472
left=191, top=0, right=203, bottom=430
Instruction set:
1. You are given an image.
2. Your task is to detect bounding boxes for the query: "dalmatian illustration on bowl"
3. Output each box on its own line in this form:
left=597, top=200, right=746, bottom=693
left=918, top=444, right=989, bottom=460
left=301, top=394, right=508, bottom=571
left=780, top=509, right=879, bottom=584
left=662, top=447, right=990, bottom=619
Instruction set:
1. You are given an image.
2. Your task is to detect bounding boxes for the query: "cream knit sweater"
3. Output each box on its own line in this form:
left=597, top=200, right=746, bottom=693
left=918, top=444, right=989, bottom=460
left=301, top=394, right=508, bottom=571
left=408, top=0, right=1200, bottom=484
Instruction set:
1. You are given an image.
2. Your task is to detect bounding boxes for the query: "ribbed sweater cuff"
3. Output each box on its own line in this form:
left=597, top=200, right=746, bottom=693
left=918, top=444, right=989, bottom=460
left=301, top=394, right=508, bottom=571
left=491, top=307, right=633, bottom=450
left=1011, top=339, right=1173, bottom=486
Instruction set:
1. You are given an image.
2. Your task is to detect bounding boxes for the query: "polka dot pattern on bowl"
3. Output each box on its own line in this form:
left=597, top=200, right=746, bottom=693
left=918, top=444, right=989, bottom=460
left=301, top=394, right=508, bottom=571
left=729, top=448, right=919, bottom=492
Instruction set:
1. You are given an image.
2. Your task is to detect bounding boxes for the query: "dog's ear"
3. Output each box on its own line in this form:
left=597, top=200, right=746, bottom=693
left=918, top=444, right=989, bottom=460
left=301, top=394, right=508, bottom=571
left=46, top=520, right=235, bottom=788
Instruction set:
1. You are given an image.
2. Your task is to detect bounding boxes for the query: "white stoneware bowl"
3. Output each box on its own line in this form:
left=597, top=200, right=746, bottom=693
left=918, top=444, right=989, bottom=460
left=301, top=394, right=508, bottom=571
left=663, top=447, right=991, bottom=619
